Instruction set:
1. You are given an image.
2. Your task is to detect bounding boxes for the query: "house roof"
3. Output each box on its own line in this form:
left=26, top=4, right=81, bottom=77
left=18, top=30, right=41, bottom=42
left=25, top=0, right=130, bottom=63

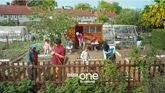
left=107, top=12, right=116, bottom=17
left=94, top=11, right=116, bottom=18
left=0, top=5, right=31, bottom=15
left=57, top=9, right=95, bottom=17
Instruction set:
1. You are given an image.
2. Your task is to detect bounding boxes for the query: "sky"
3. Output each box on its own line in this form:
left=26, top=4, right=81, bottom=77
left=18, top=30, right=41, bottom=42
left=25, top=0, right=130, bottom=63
left=0, top=0, right=155, bottom=9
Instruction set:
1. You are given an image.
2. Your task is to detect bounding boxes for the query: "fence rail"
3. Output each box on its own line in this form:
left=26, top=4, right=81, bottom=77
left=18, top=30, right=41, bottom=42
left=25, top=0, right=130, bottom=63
left=0, top=60, right=165, bottom=86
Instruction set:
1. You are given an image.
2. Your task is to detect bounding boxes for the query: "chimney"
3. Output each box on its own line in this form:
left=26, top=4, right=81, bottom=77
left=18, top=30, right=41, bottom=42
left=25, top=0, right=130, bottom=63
left=62, top=6, right=64, bottom=9
left=6, top=2, right=10, bottom=5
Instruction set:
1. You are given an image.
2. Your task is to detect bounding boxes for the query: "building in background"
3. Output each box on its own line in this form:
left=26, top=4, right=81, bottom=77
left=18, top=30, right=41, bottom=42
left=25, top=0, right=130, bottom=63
left=0, top=5, right=32, bottom=24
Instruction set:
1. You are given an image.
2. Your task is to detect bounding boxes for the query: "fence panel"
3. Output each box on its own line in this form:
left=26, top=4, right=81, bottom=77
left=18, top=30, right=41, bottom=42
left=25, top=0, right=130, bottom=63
left=0, top=61, right=165, bottom=85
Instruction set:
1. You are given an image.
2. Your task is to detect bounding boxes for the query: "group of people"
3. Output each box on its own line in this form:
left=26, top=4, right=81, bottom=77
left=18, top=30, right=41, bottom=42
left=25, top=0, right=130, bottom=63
left=26, top=33, right=116, bottom=80
left=76, top=32, right=100, bottom=51
left=28, top=34, right=74, bottom=67
left=27, top=37, right=68, bottom=80
left=44, top=37, right=73, bottom=57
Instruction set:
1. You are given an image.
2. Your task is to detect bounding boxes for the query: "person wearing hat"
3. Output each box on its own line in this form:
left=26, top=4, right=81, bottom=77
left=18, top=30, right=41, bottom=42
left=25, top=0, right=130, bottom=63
left=27, top=44, right=38, bottom=80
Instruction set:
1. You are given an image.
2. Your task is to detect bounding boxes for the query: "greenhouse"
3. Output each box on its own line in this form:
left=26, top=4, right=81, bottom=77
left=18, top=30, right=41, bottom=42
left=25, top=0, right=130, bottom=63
left=113, top=25, right=138, bottom=48
left=0, top=26, right=28, bottom=42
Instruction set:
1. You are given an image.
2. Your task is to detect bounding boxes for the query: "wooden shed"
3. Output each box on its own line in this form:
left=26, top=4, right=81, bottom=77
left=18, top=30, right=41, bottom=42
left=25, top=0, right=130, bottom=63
left=67, top=23, right=103, bottom=48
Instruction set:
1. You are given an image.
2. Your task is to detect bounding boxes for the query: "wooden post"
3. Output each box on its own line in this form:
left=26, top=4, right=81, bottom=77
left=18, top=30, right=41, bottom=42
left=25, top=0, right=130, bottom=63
left=68, top=61, right=71, bottom=73
left=138, top=67, right=141, bottom=82
left=63, top=65, right=66, bottom=81
left=53, top=66, right=56, bottom=82
left=73, top=61, right=76, bottom=73
left=93, top=61, right=96, bottom=73
left=7, top=62, right=10, bottom=81
left=127, top=61, right=131, bottom=90
left=153, top=61, right=156, bottom=77
left=38, top=65, right=41, bottom=82
left=12, top=63, right=15, bottom=81
left=118, top=61, right=121, bottom=71
left=22, top=62, right=26, bottom=79
left=43, top=61, right=46, bottom=82
left=78, top=60, right=81, bottom=74
left=58, top=66, right=62, bottom=83
left=2, top=63, right=6, bottom=81
left=123, top=60, right=126, bottom=75
left=133, top=64, right=136, bottom=84
left=17, top=62, right=21, bottom=81
left=48, top=64, right=51, bottom=80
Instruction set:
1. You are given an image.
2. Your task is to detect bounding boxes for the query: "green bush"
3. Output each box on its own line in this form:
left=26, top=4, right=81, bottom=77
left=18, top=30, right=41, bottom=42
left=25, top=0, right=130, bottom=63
left=146, top=76, right=165, bottom=93
left=17, top=79, right=35, bottom=93
left=0, top=79, right=35, bottom=93
left=151, top=29, right=165, bottom=50
left=0, top=82, right=8, bottom=93
left=132, top=86, right=145, bottom=93
left=38, top=81, right=57, bottom=93
left=4, top=82, right=18, bottom=93
left=0, top=20, right=17, bottom=26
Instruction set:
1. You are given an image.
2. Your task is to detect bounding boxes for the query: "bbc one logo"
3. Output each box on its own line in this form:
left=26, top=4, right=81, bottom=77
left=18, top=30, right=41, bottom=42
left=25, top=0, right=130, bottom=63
left=67, top=73, right=99, bottom=83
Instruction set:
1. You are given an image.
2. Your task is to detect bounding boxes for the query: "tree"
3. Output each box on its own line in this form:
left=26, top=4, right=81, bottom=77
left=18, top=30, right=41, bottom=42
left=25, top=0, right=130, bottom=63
left=98, top=0, right=122, bottom=14
left=113, top=9, right=142, bottom=25
left=96, top=13, right=109, bottom=23
left=27, top=0, right=57, bottom=11
left=143, top=0, right=165, bottom=28
left=11, top=0, right=27, bottom=5
left=75, top=3, right=92, bottom=10
left=27, top=1, right=76, bottom=43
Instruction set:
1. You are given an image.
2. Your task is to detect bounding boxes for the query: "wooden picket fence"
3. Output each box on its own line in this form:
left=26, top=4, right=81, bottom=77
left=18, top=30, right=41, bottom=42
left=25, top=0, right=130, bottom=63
left=0, top=60, right=165, bottom=87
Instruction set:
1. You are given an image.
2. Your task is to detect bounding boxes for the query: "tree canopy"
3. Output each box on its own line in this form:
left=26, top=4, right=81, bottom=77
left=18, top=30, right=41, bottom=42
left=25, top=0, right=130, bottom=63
left=98, top=0, right=122, bottom=14
left=11, top=0, right=27, bottom=5
left=27, top=0, right=76, bottom=42
left=96, top=13, right=109, bottom=23
left=113, top=9, right=142, bottom=25
left=74, top=3, right=92, bottom=10
left=27, top=0, right=57, bottom=11
left=142, top=0, right=165, bottom=28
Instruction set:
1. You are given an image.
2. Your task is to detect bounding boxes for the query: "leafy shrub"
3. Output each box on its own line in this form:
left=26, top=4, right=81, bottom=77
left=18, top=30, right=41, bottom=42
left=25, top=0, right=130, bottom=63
left=132, top=86, right=145, bottom=93
left=146, top=76, right=165, bottom=93
left=54, top=61, right=127, bottom=93
left=4, top=82, right=18, bottom=93
left=38, top=81, right=57, bottom=93
left=0, top=82, right=8, bottom=93
left=151, top=29, right=165, bottom=50
left=17, top=79, right=35, bottom=93
left=0, top=79, right=35, bottom=93
left=0, top=20, right=17, bottom=26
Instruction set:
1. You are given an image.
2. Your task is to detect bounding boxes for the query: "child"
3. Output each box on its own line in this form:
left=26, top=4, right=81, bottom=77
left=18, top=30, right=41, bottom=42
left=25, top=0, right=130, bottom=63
left=80, top=46, right=90, bottom=65
left=76, top=32, right=83, bottom=49
left=43, top=39, right=51, bottom=57
left=66, top=37, right=73, bottom=54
